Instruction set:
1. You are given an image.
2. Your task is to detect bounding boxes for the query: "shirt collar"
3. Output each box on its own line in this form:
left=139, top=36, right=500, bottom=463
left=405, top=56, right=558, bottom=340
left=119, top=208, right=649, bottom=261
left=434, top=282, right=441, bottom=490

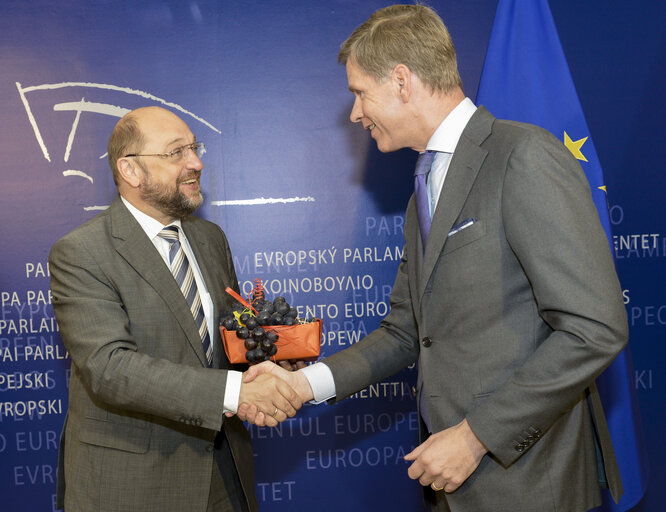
left=426, top=97, right=477, bottom=154
left=120, top=195, right=182, bottom=240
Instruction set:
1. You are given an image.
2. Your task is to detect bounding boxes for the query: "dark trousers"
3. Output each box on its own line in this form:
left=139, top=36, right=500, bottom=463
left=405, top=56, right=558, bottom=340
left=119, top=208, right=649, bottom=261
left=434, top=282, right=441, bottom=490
left=207, top=432, right=247, bottom=512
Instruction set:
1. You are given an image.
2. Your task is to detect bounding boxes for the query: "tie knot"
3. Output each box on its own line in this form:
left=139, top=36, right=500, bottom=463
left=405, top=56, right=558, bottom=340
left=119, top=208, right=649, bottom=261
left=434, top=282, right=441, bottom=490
left=158, top=225, right=180, bottom=243
left=414, top=150, right=436, bottom=176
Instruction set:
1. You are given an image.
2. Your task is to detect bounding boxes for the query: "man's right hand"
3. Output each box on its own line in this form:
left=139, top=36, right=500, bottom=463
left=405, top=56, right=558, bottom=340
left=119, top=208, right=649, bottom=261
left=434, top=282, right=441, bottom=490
left=236, top=362, right=314, bottom=426
left=236, top=371, right=304, bottom=428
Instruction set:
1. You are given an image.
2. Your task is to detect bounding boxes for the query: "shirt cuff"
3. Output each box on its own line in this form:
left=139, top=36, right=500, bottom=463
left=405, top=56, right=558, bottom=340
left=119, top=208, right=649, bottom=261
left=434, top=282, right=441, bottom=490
left=301, top=362, right=336, bottom=403
left=223, top=370, right=242, bottom=414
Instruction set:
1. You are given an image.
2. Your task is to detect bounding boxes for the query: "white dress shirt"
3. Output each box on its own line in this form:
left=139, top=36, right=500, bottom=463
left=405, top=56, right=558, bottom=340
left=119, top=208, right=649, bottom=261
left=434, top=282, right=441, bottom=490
left=302, top=98, right=478, bottom=403
left=121, top=196, right=241, bottom=412
left=426, top=97, right=477, bottom=214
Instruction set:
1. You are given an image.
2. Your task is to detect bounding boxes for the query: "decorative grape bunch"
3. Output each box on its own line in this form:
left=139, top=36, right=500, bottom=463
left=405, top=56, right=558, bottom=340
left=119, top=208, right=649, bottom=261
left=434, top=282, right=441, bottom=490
left=220, top=280, right=306, bottom=363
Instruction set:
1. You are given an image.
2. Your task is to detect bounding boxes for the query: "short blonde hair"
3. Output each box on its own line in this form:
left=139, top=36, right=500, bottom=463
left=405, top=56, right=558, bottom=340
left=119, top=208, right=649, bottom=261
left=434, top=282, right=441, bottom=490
left=338, top=4, right=462, bottom=93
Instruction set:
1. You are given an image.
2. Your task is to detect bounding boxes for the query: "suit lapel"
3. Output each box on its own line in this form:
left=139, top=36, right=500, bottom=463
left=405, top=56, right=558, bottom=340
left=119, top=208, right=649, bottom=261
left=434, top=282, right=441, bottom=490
left=108, top=197, right=208, bottom=366
left=418, top=107, right=493, bottom=298
left=404, top=197, right=424, bottom=295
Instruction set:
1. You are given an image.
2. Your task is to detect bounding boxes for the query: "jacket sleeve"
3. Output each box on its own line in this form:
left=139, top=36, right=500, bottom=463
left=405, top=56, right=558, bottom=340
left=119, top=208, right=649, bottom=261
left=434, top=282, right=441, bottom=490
left=324, top=236, right=421, bottom=400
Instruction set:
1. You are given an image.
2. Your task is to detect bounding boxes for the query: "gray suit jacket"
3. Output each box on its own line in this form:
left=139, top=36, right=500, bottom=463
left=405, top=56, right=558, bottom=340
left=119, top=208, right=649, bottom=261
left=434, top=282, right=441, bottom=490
left=324, top=107, right=628, bottom=511
left=50, top=196, right=257, bottom=512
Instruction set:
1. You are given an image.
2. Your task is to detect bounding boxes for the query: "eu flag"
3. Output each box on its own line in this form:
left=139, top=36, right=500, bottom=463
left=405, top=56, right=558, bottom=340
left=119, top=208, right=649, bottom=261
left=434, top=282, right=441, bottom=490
left=476, top=1, right=648, bottom=510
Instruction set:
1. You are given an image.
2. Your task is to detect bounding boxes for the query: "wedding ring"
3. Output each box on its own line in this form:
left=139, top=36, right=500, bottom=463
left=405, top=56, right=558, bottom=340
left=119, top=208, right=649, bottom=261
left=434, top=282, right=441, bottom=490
left=272, top=407, right=279, bottom=417
left=431, top=482, right=444, bottom=492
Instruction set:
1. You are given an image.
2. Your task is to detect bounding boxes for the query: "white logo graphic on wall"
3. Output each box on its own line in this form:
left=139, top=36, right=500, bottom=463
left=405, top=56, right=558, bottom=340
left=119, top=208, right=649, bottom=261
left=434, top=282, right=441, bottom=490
left=16, top=81, right=315, bottom=210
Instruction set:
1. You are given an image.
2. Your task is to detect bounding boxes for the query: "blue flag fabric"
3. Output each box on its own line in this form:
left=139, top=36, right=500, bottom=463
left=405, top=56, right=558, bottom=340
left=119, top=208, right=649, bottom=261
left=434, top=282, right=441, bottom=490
left=476, top=1, right=648, bottom=510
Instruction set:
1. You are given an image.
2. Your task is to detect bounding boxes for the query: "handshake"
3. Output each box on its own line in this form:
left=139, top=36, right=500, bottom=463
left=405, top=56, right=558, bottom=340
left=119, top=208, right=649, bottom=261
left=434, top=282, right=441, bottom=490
left=229, top=361, right=315, bottom=427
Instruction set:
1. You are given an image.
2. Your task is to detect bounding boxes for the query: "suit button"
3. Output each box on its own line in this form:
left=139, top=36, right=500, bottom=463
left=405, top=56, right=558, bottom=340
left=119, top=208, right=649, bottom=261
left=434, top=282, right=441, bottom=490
left=515, top=443, right=525, bottom=452
left=422, top=337, right=432, bottom=347
left=206, top=444, right=214, bottom=452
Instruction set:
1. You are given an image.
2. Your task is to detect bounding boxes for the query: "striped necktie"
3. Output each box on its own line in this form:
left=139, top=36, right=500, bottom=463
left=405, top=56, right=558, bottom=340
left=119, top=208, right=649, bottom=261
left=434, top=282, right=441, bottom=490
left=158, top=226, right=213, bottom=366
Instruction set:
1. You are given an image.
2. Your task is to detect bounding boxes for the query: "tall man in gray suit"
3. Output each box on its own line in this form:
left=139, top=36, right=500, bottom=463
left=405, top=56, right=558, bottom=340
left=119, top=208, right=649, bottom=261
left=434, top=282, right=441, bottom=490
left=49, top=106, right=302, bottom=512
left=243, top=5, right=629, bottom=511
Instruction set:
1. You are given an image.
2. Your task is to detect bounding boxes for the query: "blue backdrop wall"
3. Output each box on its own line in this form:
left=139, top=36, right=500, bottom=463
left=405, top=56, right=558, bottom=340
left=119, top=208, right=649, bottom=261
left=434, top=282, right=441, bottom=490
left=0, top=1, right=663, bottom=511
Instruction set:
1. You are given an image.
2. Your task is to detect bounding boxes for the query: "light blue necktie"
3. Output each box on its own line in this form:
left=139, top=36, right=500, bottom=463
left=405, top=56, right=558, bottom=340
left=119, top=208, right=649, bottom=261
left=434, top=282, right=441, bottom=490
left=414, top=151, right=436, bottom=250
left=158, top=226, right=213, bottom=366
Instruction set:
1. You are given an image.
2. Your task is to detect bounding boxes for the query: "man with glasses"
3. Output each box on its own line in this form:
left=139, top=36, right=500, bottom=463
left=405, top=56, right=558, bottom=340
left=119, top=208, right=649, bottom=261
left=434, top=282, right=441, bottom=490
left=49, top=106, right=302, bottom=512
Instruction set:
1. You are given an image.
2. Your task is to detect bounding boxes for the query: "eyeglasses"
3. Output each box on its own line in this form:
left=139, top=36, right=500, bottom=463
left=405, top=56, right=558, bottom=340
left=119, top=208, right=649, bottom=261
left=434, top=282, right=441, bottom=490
left=124, top=141, right=205, bottom=162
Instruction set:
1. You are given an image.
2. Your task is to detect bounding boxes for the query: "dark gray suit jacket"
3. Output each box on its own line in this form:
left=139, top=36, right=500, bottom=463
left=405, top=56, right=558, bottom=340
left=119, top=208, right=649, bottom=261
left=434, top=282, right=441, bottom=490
left=324, top=107, right=627, bottom=511
left=50, top=196, right=257, bottom=512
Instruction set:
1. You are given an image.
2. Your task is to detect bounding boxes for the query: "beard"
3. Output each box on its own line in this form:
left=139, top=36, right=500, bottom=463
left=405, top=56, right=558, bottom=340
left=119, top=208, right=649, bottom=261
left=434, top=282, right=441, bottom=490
left=138, top=165, right=203, bottom=219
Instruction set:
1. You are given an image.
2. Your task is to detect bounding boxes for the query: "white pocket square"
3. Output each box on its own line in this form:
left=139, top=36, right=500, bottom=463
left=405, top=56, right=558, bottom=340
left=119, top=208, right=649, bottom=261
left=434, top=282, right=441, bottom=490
left=448, top=218, right=476, bottom=237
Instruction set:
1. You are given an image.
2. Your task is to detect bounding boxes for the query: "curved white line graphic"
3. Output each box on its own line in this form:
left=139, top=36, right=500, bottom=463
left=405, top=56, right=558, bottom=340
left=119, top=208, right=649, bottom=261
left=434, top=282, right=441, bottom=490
left=63, top=170, right=94, bottom=183
left=54, top=100, right=130, bottom=118
left=16, top=81, right=221, bottom=163
left=18, top=82, right=221, bottom=133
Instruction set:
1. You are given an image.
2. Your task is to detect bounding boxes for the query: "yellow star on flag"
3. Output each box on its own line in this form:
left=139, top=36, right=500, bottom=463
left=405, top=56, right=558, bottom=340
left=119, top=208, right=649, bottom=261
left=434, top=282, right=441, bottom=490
left=598, top=185, right=607, bottom=193
left=564, top=131, right=588, bottom=162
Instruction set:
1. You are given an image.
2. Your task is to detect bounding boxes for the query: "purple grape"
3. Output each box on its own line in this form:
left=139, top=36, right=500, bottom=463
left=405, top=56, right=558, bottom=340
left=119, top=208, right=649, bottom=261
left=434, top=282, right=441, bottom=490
left=222, top=318, right=237, bottom=330
left=275, top=302, right=289, bottom=316
left=257, top=311, right=271, bottom=325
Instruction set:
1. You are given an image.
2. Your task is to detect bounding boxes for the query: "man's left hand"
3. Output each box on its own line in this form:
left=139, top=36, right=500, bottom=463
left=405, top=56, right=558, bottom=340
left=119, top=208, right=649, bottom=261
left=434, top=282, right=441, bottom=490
left=404, top=419, right=487, bottom=493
